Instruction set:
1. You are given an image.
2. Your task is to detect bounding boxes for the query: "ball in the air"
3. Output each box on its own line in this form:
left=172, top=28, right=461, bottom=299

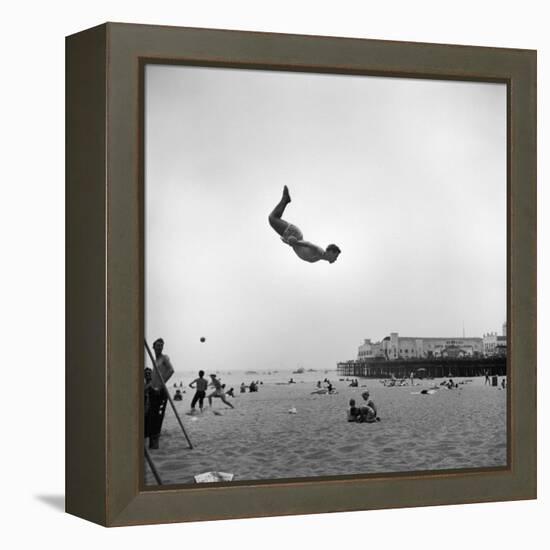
left=200, top=337, right=206, bottom=343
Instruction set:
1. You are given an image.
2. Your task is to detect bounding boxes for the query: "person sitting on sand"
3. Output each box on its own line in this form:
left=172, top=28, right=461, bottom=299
left=173, top=389, right=183, bottom=401
left=221, top=384, right=235, bottom=398
left=359, top=391, right=380, bottom=423
left=240, top=382, right=247, bottom=393
left=207, top=374, right=234, bottom=409
left=347, top=399, right=362, bottom=422
left=268, top=185, right=341, bottom=264
left=189, top=370, right=208, bottom=412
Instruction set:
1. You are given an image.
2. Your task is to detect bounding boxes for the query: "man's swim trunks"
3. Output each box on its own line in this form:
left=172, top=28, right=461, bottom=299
left=282, top=223, right=304, bottom=242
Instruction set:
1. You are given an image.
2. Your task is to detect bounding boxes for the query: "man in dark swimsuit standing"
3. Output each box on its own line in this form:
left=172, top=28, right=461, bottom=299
left=145, top=338, right=174, bottom=449
left=189, top=370, right=208, bottom=413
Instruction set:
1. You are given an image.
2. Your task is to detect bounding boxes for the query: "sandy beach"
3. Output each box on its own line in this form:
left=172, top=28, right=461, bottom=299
left=145, top=372, right=507, bottom=486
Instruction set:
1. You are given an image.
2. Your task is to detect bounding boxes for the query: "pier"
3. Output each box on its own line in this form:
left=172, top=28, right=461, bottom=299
left=337, top=357, right=506, bottom=379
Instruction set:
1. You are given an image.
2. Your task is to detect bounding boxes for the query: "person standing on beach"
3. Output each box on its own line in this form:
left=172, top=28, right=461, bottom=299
left=484, top=370, right=490, bottom=385
left=207, top=374, right=234, bottom=409
left=145, top=338, right=174, bottom=449
left=268, top=186, right=341, bottom=264
left=144, top=367, right=153, bottom=418
left=189, top=370, right=208, bottom=413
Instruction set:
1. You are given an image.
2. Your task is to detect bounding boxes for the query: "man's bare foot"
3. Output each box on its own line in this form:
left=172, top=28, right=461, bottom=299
left=282, top=185, right=291, bottom=203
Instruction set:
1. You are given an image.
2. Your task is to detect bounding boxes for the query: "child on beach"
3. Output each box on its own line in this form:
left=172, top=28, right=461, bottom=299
left=189, top=370, right=208, bottom=413
left=347, top=399, right=361, bottom=422
left=268, top=186, right=341, bottom=264
left=207, top=374, right=234, bottom=409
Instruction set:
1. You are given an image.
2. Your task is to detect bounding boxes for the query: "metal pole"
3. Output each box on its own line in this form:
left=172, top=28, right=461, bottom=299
left=145, top=339, right=193, bottom=449
left=144, top=447, right=163, bottom=485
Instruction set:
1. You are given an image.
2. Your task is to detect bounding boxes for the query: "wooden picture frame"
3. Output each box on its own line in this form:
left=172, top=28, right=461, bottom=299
left=66, top=22, right=536, bottom=527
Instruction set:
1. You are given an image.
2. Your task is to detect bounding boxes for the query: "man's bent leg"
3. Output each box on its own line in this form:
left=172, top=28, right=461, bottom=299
left=269, top=186, right=291, bottom=237
left=221, top=396, right=234, bottom=409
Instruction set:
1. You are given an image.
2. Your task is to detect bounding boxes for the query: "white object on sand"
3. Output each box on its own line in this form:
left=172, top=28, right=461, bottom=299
left=194, top=471, right=234, bottom=483
left=288, top=407, right=297, bottom=414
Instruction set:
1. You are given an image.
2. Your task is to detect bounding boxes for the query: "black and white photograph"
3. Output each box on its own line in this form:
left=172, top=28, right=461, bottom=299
left=143, top=64, right=507, bottom=486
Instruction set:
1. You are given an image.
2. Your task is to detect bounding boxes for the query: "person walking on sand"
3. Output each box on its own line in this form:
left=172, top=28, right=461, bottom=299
left=484, top=370, right=490, bottom=385
left=268, top=185, right=341, bottom=264
left=189, top=370, right=208, bottom=413
left=207, top=374, right=234, bottom=409
left=145, top=338, right=174, bottom=449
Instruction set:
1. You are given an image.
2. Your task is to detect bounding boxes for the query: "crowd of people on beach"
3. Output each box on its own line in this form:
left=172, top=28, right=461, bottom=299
left=145, top=337, right=505, bottom=454
left=144, top=338, right=385, bottom=452
left=144, top=336, right=386, bottom=452
left=144, top=338, right=244, bottom=449
left=379, top=373, right=417, bottom=387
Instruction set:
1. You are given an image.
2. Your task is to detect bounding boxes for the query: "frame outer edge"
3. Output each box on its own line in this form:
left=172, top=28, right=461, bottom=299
left=101, top=23, right=537, bottom=526
left=510, top=49, right=537, bottom=498
left=65, top=23, right=109, bottom=526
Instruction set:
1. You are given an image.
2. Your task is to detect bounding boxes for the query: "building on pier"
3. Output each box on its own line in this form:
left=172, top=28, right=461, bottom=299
left=340, top=324, right=507, bottom=378
left=482, top=323, right=507, bottom=357
left=358, top=332, right=483, bottom=361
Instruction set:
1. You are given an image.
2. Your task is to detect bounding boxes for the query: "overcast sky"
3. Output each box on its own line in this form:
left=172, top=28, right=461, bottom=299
left=145, top=65, right=506, bottom=373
